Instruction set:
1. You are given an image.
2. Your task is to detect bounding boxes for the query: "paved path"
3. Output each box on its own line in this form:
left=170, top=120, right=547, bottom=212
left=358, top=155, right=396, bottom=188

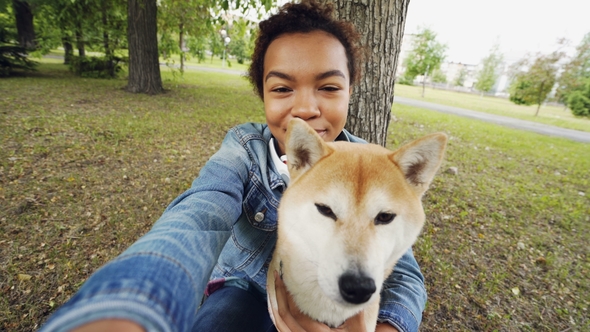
left=394, top=96, right=590, bottom=143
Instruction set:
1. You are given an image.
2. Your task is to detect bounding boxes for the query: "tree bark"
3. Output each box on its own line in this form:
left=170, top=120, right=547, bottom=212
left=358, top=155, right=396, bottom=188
left=102, top=3, right=114, bottom=77
left=12, top=0, right=36, bottom=49
left=62, top=34, right=73, bottom=64
left=75, top=22, right=85, bottom=57
left=126, top=0, right=163, bottom=94
left=320, top=0, right=410, bottom=146
left=179, top=23, right=185, bottom=73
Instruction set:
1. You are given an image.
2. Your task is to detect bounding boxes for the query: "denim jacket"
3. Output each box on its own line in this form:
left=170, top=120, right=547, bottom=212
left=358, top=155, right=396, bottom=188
left=40, top=123, right=427, bottom=332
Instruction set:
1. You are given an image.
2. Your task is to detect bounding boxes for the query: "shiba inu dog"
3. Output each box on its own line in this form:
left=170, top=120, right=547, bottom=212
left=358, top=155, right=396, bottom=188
left=267, top=118, right=447, bottom=331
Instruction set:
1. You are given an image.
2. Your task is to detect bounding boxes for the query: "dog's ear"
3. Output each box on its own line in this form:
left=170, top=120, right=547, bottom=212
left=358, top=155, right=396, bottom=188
left=390, top=133, right=448, bottom=197
left=285, top=118, right=332, bottom=181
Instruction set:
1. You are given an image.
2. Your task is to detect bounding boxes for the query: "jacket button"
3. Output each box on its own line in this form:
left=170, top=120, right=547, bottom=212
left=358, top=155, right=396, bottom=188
left=254, top=212, right=265, bottom=222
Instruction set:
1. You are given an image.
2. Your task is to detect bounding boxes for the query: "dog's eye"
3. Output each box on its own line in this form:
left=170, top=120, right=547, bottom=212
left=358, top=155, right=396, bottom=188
left=315, top=203, right=337, bottom=221
left=375, top=212, right=396, bottom=225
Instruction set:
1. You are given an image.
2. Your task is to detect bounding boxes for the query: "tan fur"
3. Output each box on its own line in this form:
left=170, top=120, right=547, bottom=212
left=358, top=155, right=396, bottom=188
left=267, top=119, right=447, bottom=331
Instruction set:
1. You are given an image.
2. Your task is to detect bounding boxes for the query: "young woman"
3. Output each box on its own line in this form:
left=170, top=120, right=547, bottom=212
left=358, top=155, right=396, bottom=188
left=40, top=1, right=426, bottom=331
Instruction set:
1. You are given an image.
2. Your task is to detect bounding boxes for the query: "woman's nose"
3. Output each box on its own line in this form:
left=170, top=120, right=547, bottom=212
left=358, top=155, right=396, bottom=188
left=291, top=91, right=320, bottom=119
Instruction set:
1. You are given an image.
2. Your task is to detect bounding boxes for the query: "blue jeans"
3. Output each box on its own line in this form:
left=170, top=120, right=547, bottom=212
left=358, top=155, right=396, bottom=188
left=193, top=284, right=277, bottom=332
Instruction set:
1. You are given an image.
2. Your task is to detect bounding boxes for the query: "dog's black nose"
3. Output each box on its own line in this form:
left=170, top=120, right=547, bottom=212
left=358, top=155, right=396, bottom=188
left=338, top=273, right=376, bottom=304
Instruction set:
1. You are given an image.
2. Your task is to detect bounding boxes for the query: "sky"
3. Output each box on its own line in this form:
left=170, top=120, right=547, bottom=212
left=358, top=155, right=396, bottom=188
left=404, top=0, right=590, bottom=66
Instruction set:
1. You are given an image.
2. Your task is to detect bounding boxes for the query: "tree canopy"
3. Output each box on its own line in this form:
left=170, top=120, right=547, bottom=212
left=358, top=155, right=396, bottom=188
left=508, top=51, right=563, bottom=116
left=402, top=27, right=447, bottom=82
left=556, top=32, right=590, bottom=116
left=475, top=43, right=503, bottom=94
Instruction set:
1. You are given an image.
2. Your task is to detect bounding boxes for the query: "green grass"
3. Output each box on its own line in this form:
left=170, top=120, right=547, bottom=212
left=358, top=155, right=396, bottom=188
left=1, top=63, right=589, bottom=331
left=388, top=104, right=589, bottom=331
left=395, top=84, right=590, bottom=133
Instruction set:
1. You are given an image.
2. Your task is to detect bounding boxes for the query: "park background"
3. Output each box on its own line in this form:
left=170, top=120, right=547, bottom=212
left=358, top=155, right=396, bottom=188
left=2, top=0, right=590, bottom=331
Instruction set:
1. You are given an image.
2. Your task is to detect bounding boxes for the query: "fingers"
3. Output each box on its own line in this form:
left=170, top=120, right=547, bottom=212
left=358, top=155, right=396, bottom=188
left=274, top=270, right=332, bottom=332
left=273, top=270, right=303, bottom=332
left=340, top=310, right=367, bottom=332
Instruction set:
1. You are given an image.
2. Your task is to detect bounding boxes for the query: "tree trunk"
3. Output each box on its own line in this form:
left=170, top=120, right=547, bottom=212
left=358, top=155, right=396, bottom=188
left=321, top=0, right=409, bottom=146
left=12, top=0, right=36, bottom=49
left=535, top=81, right=545, bottom=117
left=126, top=0, right=163, bottom=94
left=179, top=23, right=184, bottom=73
left=102, top=3, right=114, bottom=77
left=62, top=34, right=73, bottom=64
left=75, top=22, right=85, bottom=57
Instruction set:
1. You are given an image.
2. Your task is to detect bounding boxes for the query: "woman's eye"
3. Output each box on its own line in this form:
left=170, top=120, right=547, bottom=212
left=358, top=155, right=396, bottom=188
left=272, top=87, right=291, bottom=93
left=374, top=212, right=396, bottom=225
left=315, top=203, right=337, bottom=221
left=320, top=86, right=340, bottom=92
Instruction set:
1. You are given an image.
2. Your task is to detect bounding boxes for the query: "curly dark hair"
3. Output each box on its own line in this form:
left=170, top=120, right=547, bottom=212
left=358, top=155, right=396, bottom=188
left=247, top=0, right=363, bottom=99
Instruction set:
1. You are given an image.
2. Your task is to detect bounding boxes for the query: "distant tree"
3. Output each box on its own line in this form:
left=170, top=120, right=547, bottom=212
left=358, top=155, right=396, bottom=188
left=402, top=27, right=447, bottom=97
left=556, top=32, right=590, bottom=106
left=227, top=17, right=256, bottom=64
left=509, top=51, right=563, bottom=116
left=453, top=66, right=467, bottom=87
left=158, top=0, right=211, bottom=73
left=475, top=43, right=503, bottom=94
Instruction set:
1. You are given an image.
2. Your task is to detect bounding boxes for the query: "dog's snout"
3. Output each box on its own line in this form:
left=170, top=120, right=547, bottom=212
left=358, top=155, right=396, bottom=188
left=338, top=273, right=376, bottom=304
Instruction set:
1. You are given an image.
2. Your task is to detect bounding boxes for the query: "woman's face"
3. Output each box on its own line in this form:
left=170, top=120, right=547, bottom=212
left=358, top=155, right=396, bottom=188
left=263, top=30, right=351, bottom=155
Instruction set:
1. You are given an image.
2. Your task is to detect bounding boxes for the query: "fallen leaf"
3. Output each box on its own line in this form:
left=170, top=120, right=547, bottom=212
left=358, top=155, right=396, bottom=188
left=18, top=274, right=32, bottom=281
left=511, top=287, right=520, bottom=296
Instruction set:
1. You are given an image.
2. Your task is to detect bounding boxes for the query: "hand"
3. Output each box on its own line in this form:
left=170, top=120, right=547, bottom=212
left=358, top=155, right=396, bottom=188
left=71, top=319, right=144, bottom=332
left=271, top=271, right=367, bottom=332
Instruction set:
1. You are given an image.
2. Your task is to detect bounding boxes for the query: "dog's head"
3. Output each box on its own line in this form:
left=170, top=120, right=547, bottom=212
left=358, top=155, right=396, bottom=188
left=276, top=118, right=447, bottom=324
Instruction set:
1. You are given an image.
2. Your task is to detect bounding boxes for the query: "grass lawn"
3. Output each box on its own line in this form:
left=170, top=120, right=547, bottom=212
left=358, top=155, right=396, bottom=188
left=1, top=63, right=589, bottom=331
left=395, top=84, right=590, bottom=133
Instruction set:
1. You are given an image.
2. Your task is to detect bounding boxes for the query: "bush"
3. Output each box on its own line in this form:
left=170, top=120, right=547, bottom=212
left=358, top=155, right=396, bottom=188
left=397, top=75, right=414, bottom=86
left=567, top=91, right=590, bottom=117
left=0, top=44, right=37, bottom=76
left=566, top=78, right=590, bottom=118
left=68, top=55, right=126, bottom=79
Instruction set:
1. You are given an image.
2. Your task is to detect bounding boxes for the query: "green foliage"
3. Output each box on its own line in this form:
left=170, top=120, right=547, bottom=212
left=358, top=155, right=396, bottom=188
left=158, top=0, right=213, bottom=71
left=396, top=75, right=414, bottom=86
left=0, top=6, right=17, bottom=43
left=186, top=34, right=208, bottom=62
left=0, top=43, right=37, bottom=76
left=30, top=0, right=127, bottom=59
left=556, top=32, right=590, bottom=104
left=508, top=78, right=534, bottom=105
left=402, top=27, right=447, bottom=81
left=453, top=67, right=467, bottom=87
left=475, top=43, right=504, bottom=93
left=431, top=68, right=447, bottom=83
left=68, top=55, right=125, bottom=78
left=226, top=17, right=256, bottom=64
left=1, top=15, right=36, bottom=75
left=566, top=78, right=590, bottom=117
left=508, top=51, right=563, bottom=115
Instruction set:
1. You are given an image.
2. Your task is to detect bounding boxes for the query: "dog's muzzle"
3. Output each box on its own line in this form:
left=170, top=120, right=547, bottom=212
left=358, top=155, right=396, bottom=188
left=338, top=272, right=376, bottom=304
